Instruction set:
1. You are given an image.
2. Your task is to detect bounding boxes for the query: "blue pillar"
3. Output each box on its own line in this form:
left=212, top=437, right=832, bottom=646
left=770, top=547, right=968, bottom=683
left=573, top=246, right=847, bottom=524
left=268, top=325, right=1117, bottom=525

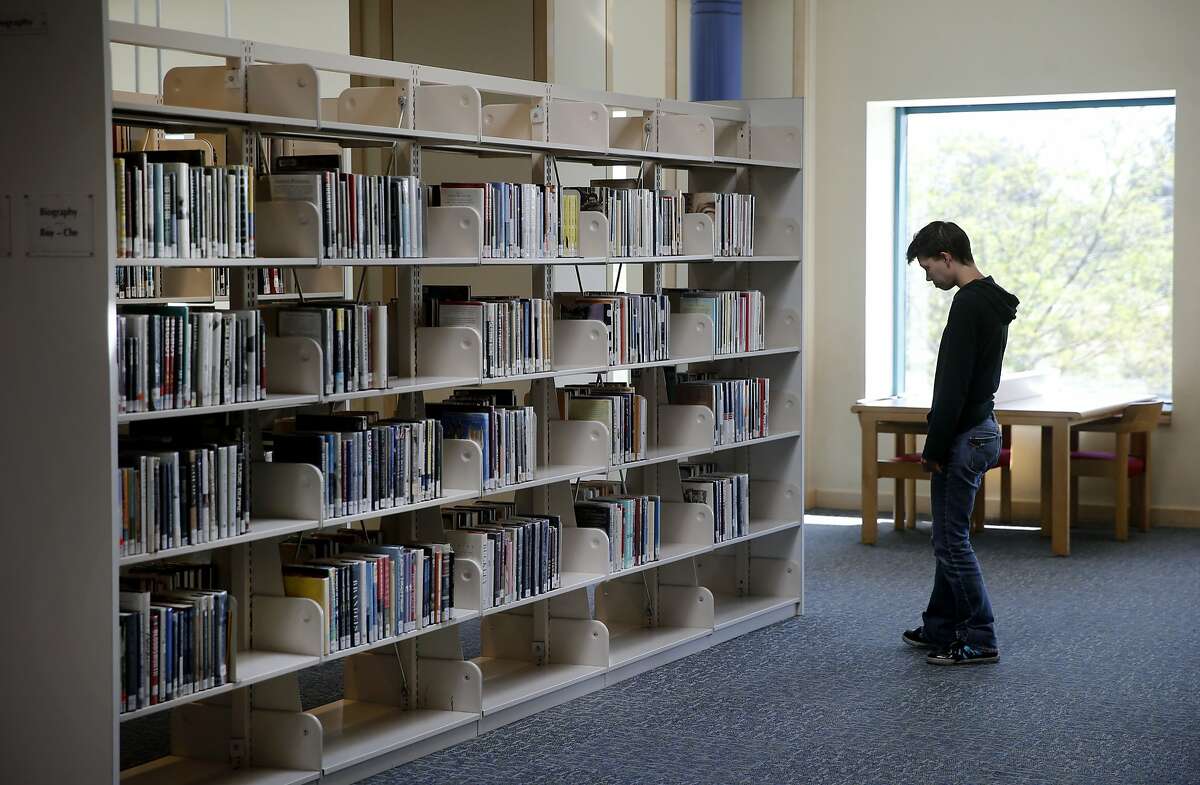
left=690, top=0, right=742, bottom=101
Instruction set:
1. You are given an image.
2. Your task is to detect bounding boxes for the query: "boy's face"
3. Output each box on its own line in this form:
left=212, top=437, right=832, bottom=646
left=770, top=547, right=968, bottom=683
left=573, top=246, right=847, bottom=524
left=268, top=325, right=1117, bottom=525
left=918, top=253, right=956, bottom=290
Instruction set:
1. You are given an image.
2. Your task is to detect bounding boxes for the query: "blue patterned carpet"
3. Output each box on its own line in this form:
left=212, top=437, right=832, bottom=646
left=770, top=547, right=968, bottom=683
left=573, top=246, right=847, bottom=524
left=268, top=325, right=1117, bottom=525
left=364, top=515, right=1200, bottom=785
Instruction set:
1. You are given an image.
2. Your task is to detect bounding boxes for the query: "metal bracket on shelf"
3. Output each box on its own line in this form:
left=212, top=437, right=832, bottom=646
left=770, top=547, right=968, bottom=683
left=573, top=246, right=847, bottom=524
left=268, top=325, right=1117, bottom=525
left=228, top=737, right=246, bottom=769
left=643, top=571, right=657, bottom=628
left=532, top=600, right=550, bottom=666
left=735, top=542, right=751, bottom=598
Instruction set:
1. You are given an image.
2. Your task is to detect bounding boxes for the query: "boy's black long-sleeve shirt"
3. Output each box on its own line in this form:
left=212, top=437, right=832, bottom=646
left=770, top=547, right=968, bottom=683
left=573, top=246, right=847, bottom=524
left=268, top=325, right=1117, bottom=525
left=922, top=276, right=1019, bottom=465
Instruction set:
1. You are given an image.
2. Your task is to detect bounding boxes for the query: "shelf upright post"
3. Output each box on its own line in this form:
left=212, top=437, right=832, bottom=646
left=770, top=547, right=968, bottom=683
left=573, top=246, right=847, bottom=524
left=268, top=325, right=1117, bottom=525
left=388, top=90, right=424, bottom=545
left=392, top=145, right=422, bottom=392
left=529, top=142, right=556, bottom=516
left=529, top=94, right=557, bottom=666
left=222, top=35, right=257, bottom=771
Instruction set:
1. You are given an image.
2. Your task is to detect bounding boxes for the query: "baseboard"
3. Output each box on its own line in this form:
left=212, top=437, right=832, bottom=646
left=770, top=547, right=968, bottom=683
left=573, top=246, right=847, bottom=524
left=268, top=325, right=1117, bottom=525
left=804, top=487, right=817, bottom=510
left=811, top=488, right=1200, bottom=528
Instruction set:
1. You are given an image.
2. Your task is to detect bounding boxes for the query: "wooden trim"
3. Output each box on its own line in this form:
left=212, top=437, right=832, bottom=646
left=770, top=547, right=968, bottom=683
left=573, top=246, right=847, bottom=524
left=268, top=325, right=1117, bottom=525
left=350, top=0, right=394, bottom=83
left=665, top=0, right=678, bottom=100
left=534, top=0, right=553, bottom=82
left=605, top=0, right=615, bottom=91
left=350, top=0, right=363, bottom=69
left=792, top=0, right=805, bottom=97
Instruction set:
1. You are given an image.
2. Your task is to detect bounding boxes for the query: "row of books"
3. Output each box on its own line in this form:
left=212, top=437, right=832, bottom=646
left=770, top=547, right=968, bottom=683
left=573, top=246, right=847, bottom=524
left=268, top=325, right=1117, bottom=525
left=668, top=288, right=766, bottom=355
left=582, top=183, right=685, bottom=258
left=690, top=192, right=756, bottom=257
left=118, top=438, right=248, bottom=557
left=557, top=292, right=671, bottom=365
left=435, top=182, right=565, bottom=259
left=680, top=463, right=750, bottom=542
left=114, top=153, right=254, bottom=259
left=282, top=532, right=454, bottom=653
left=260, top=165, right=427, bottom=259
left=218, top=268, right=293, bottom=298
left=426, top=289, right=554, bottom=377
left=110, top=154, right=760, bottom=265
left=119, top=580, right=234, bottom=712
left=270, top=413, right=443, bottom=519
left=116, top=268, right=292, bottom=301
left=113, top=123, right=151, bottom=154
left=575, top=481, right=661, bottom=570
left=258, top=268, right=287, bottom=295
left=428, top=390, right=537, bottom=491
left=117, top=266, right=165, bottom=300
left=557, top=383, right=648, bottom=464
left=670, top=373, right=771, bottom=445
left=276, top=302, right=389, bottom=394
left=440, top=502, right=563, bottom=609
left=117, top=307, right=266, bottom=413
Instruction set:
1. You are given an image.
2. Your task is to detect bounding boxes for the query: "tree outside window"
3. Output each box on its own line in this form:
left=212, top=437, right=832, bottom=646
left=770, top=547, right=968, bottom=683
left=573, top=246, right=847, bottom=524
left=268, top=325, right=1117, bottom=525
left=900, top=100, right=1175, bottom=399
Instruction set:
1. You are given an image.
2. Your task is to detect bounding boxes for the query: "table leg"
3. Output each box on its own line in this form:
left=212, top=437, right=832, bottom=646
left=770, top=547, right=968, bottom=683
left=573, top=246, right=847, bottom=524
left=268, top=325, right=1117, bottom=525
left=904, top=434, right=917, bottom=529
left=1051, top=421, right=1071, bottom=556
left=861, top=416, right=879, bottom=545
left=893, top=433, right=906, bottom=531
left=1040, top=427, right=1052, bottom=538
left=1114, top=433, right=1130, bottom=541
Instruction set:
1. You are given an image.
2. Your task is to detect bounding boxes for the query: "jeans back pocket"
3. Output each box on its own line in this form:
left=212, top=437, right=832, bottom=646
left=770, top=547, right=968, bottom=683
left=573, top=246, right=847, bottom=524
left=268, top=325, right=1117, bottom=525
left=965, top=426, right=1001, bottom=475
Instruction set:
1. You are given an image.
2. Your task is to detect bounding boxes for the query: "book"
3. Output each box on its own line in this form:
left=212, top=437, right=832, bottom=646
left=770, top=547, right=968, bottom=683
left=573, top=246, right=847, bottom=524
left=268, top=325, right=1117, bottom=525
left=666, top=288, right=766, bottom=355
left=668, top=373, right=770, bottom=445
left=113, top=154, right=252, bottom=264
left=117, top=307, right=265, bottom=413
left=685, top=191, right=756, bottom=256
left=557, top=292, right=670, bottom=365
left=271, top=414, right=442, bottom=518
left=428, top=392, right=537, bottom=491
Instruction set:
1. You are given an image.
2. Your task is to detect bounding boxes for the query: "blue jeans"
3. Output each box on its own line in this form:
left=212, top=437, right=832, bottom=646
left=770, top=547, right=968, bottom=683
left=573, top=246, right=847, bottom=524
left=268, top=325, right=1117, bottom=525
left=922, top=414, right=1000, bottom=650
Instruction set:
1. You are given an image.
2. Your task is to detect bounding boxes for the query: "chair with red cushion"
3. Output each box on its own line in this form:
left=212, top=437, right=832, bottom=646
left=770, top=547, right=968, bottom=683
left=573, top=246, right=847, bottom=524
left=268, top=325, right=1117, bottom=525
left=877, top=422, right=1012, bottom=534
left=1069, top=401, right=1162, bottom=541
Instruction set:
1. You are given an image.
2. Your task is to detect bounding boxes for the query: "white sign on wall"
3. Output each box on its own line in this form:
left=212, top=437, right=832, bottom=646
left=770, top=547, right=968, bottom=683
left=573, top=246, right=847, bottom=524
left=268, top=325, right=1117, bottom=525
left=25, top=194, right=93, bottom=257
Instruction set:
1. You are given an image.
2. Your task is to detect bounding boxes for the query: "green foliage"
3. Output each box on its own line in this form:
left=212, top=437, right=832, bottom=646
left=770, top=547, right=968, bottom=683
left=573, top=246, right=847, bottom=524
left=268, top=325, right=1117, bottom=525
left=905, top=106, right=1174, bottom=396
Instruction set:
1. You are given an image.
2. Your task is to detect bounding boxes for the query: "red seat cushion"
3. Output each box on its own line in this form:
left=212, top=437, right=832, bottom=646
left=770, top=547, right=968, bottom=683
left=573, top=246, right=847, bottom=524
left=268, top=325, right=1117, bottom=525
left=893, top=449, right=1009, bottom=470
left=1071, top=450, right=1146, bottom=476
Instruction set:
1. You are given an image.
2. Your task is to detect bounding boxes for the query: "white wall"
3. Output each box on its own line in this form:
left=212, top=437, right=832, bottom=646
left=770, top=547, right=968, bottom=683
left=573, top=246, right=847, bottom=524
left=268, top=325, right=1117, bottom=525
left=807, top=0, right=1200, bottom=519
left=393, top=0, right=533, bottom=78
left=610, top=0, right=669, bottom=96
left=554, top=0, right=607, bottom=92
left=109, top=0, right=350, bottom=97
left=742, top=0, right=793, bottom=98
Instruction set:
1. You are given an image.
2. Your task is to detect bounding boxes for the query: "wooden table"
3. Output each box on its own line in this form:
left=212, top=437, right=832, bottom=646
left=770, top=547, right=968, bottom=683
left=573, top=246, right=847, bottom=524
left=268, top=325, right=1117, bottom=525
left=852, top=391, right=1157, bottom=556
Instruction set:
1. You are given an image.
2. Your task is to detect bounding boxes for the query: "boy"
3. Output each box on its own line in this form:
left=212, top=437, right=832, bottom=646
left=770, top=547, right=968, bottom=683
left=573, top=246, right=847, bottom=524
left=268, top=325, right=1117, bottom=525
left=900, top=221, right=1019, bottom=666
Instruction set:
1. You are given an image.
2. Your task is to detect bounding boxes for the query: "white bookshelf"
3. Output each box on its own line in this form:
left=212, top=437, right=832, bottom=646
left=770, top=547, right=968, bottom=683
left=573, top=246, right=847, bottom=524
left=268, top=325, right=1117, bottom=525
left=6, top=12, right=804, bottom=784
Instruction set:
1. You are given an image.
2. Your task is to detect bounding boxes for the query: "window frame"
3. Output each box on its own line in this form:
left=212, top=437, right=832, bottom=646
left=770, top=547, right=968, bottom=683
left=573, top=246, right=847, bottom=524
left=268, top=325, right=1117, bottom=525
left=891, top=96, right=1176, bottom=396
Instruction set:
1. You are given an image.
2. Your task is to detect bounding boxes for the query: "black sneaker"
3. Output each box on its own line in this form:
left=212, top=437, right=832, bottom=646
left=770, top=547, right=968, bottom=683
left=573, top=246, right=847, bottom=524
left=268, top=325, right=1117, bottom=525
left=926, top=640, right=999, bottom=666
left=902, top=627, right=938, bottom=649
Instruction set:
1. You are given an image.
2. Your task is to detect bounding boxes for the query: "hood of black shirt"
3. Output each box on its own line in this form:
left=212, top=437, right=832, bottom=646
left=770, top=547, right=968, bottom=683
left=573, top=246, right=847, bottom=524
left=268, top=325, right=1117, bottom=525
left=957, top=276, right=1019, bottom=324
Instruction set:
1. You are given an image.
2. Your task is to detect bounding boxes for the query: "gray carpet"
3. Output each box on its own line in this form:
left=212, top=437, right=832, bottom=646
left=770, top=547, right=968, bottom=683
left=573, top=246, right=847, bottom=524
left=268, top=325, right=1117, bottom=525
left=364, top=515, right=1200, bottom=785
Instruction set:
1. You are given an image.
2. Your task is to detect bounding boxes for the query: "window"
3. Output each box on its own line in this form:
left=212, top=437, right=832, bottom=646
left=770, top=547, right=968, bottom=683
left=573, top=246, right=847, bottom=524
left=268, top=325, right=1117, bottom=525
left=895, top=98, right=1175, bottom=399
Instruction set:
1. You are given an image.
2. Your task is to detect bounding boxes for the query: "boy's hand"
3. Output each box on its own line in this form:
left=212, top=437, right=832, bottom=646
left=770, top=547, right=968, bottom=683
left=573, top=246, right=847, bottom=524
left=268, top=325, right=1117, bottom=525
left=922, top=459, right=943, bottom=474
